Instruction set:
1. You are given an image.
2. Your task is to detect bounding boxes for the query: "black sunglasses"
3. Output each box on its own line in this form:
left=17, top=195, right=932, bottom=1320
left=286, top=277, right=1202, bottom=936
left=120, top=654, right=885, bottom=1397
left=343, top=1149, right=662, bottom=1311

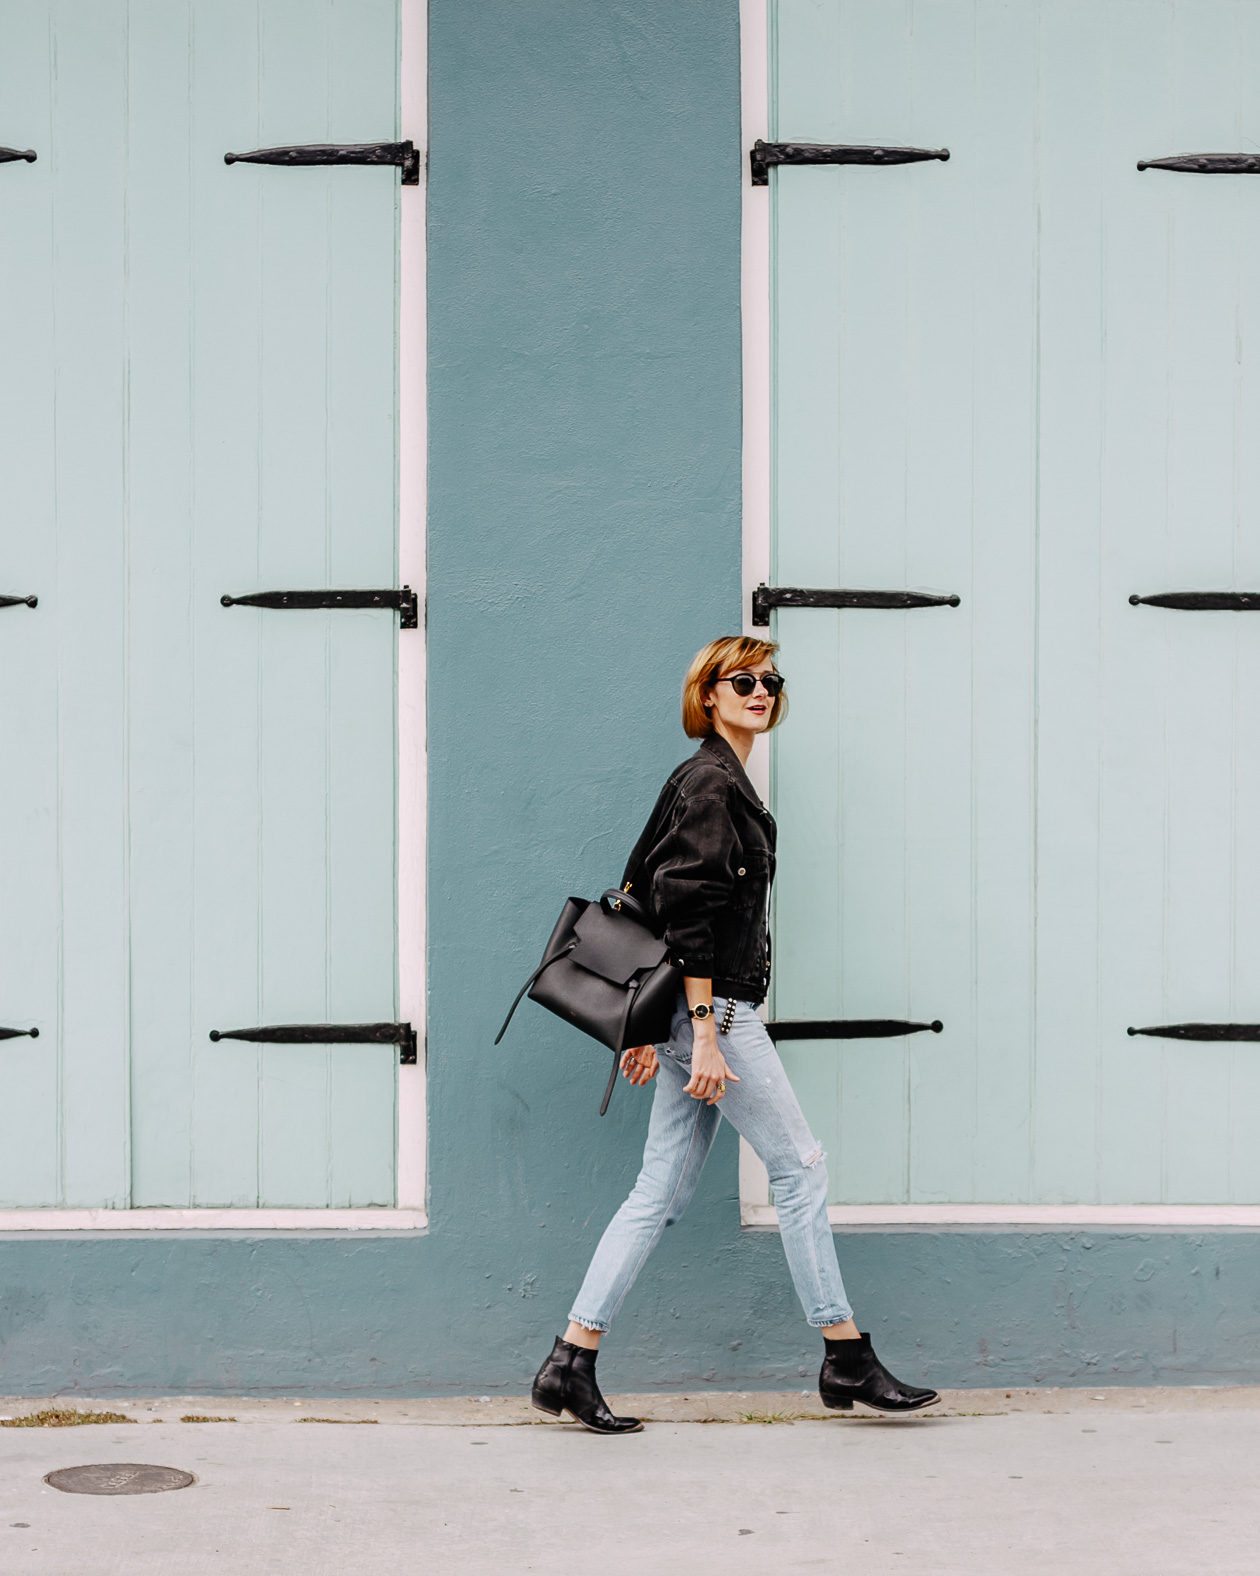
left=715, top=670, right=785, bottom=698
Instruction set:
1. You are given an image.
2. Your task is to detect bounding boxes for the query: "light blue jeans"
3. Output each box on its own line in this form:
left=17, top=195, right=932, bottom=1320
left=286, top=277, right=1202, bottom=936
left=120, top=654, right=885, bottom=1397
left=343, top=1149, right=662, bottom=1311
left=569, top=994, right=853, bottom=1331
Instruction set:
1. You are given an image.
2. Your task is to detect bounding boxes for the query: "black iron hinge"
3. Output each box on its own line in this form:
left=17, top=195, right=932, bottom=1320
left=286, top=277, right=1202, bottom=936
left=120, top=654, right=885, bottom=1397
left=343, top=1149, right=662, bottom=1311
left=0, top=147, right=36, bottom=166
left=225, top=140, right=421, bottom=184
left=752, top=583, right=960, bottom=626
left=750, top=138, right=949, bottom=186
left=221, top=587, right=418, bottom=629
left=0, top=594, right=37, bottom=610
left=1128, top=1023, right=1260, bottom=1042
left=767, top=1019, right=943, bottom=1042
left=1130, top=591, right=1260, bottom=611
left=210, top=1021, right=418, bottom=1064
left=0, top=1025, right=38, bottom=1041
left=1138, top=153, right=1260, bottom=174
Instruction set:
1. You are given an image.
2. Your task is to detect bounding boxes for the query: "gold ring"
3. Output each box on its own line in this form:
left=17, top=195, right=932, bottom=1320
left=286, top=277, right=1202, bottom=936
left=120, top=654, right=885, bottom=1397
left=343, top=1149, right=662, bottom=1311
left=716, top=1081, right=726, bottom=1095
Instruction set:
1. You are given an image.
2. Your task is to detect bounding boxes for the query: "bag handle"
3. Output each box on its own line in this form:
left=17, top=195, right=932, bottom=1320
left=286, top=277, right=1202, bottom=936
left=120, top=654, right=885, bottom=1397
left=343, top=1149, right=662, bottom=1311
left=600, top=887, right=652, bottom=926
left=493, top=885, right=648, bottom=1048
left=497, top=944, right=637, bottom=1115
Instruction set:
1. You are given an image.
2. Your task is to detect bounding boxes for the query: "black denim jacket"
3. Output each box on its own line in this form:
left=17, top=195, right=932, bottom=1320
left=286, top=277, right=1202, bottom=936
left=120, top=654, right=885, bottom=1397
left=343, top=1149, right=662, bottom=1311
left=620, top=734, right=777, bottom=1003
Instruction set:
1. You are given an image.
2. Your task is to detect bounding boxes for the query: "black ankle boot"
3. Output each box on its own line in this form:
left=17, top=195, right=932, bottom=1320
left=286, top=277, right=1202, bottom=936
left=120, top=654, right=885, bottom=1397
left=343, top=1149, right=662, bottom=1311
left=819, top=1332, right=939, bottom=1414
left=531, top=1336, right=644, bottom=1434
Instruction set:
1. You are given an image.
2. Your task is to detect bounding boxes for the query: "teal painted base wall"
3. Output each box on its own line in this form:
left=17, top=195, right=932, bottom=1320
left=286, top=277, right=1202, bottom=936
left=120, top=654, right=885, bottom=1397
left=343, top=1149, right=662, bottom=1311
left=2, top=1, right=1254, bottom=1397
left=3, top=1224, right=1260, bottom=1396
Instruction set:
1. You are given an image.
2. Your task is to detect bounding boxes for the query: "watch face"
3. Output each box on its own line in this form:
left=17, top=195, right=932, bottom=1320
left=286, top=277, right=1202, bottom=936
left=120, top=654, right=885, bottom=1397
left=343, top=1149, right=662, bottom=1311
left=692, top=1004, right=711, bottom=1019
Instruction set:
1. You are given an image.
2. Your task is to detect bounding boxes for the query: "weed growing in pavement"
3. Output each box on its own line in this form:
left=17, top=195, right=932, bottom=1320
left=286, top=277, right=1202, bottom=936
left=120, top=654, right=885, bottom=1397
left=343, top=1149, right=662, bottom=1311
left=1, top=1409, right=135, bottom=1427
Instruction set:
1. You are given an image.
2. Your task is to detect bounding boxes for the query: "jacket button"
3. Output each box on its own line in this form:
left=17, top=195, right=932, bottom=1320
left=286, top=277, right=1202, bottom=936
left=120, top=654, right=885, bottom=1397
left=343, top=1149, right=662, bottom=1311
left=737, top=867, right=746, bottom=876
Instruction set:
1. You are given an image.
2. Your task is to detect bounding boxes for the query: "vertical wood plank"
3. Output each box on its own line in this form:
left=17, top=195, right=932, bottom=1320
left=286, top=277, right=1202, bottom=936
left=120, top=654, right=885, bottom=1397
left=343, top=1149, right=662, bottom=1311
left=901, top=0, right=980, bottom=1204
left=189, top=0, right=266, bottom=1205
left=51, top=1, right=131, bottom=1206
left=125, top=0, right=196, bottom=1206
left=1094, top=0, right=1174, bottom=1203
left=968, top=0, right=1039, bottom=1203
left=254, top=0, right=336, bottom=1206
left=1032, top=0, right=1107, bottom=1202
left=0, top=1, right=60, bottom=1204
left=773, top=0, right=916, bottom=1201
left=1225, top=0, right=1260, bottom=1204
left=1158, top=0, right=1248, bottom=1202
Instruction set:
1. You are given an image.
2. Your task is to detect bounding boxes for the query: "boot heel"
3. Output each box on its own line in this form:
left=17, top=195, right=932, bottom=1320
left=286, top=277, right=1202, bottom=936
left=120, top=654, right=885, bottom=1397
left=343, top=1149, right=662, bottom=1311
left=531, top=1400, right=561, bottom=1417
left=824, top=1396, right=853, bottom=1411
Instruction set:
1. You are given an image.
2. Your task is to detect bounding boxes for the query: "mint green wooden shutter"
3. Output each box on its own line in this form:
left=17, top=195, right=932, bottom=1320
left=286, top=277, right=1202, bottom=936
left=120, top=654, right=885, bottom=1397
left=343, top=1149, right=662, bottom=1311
left=768, top=0, right=1260, bottom=1206
left=0, top=0, right=402, bottom=1209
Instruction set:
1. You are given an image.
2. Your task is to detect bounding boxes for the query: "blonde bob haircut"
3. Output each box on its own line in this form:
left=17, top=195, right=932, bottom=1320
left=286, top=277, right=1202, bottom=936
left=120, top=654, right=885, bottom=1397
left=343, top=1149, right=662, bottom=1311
left=681, top=635, right=787, bottom=740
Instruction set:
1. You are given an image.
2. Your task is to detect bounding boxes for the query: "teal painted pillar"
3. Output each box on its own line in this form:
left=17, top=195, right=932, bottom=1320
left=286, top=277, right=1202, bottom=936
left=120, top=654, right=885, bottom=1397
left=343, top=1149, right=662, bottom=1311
left=425, top=0, right=744, bottom=1266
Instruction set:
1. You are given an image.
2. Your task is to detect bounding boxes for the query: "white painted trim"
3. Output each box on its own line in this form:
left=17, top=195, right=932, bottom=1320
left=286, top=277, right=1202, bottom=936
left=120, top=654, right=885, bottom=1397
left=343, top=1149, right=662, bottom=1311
left=741, top=1202, right=1260, bottom=1229
left=740, top=0, right=772, bottom=809
left=0, top=1209, right=428, bottom=1233
left=736, top=0, right=782, bottom=1223
left=396, top=0, right=428, bottom=1217
left=738, top=1135, right=771, bottom=1209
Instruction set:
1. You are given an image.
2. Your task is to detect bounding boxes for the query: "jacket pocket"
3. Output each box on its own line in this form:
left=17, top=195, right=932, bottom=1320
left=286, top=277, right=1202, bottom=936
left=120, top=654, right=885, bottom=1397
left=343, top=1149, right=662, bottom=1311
left=729, top=848, right=770, bottom=912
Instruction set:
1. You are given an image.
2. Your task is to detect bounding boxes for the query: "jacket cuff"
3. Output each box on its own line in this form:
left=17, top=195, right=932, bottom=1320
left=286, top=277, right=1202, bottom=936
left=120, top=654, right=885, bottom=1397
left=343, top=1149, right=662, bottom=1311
left=669, top=951, right=716, bottom=976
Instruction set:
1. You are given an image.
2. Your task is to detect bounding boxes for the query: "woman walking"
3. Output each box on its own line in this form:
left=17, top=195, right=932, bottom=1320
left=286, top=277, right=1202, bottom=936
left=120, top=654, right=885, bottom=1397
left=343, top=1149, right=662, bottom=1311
left=530, top=635, right=938, bottom=1434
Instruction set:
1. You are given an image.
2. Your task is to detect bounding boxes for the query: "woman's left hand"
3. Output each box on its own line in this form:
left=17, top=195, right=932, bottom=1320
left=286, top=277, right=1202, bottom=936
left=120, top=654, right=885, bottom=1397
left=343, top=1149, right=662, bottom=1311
left=620, top=1045, right=659, bottom=1086
left=684, top=1026, right=738, bottom=1105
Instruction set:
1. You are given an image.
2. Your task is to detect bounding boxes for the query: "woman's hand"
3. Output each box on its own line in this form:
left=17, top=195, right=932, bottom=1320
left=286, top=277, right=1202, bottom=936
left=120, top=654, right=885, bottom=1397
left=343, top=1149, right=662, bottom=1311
left=620, top=1045, right=659, bottom=1086
left=684, top=1026, right=739, bottom=1105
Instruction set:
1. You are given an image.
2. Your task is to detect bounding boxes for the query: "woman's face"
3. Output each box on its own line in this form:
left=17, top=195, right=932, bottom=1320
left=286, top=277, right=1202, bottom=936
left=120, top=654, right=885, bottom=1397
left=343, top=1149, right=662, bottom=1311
left=705, top=658, right=780, bottom=736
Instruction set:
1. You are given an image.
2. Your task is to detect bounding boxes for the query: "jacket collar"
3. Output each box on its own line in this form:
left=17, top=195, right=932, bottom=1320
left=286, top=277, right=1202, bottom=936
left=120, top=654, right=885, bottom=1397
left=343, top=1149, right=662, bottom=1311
left=698, top=733, right=768, bottom=812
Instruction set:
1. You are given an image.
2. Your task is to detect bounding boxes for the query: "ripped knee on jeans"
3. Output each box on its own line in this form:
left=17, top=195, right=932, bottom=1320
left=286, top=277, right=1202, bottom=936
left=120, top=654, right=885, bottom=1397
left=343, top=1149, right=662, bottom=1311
left=770, top=1141, right=828, bottom=1192
left=794, top=1131, right=825, bottom=1169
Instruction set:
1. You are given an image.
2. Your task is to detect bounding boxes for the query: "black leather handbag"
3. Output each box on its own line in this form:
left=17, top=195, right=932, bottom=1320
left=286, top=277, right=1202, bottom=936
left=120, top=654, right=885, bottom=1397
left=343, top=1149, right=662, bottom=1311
left=495, top=888, right=683, bottom=1114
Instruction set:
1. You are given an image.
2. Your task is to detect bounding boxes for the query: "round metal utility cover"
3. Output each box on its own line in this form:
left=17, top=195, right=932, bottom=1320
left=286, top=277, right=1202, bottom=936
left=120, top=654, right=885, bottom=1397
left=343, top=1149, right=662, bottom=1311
left=44, top=1463, right=195, bottom=1496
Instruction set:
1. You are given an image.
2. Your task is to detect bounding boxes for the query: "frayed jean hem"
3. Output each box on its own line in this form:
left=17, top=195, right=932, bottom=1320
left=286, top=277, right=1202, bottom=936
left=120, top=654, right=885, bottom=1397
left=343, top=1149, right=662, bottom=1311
left=566, top=1313, right=610, bottom=1333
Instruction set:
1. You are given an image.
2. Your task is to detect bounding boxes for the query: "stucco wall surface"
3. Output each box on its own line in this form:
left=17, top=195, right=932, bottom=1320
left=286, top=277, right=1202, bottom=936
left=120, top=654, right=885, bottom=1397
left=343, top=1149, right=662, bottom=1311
left=1, top=0, right=1256, bottom=1397
left=3, top=1230, right=1260, bottom=1395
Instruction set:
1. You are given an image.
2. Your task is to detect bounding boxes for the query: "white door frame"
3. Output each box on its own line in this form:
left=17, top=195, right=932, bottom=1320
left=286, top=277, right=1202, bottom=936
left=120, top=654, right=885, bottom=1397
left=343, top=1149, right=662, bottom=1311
left=736, top=0, right=1259, bottom=1231
left=394, top=0, right=428, bottom=1223
left=0, top=0, right=428, bottom=1233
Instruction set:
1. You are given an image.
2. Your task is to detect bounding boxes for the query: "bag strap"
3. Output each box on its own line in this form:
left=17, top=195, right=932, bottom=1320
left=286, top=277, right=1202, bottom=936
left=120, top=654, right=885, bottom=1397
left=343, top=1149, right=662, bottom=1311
left=599, top=977, right=642, bottom=1116
left=493, top=941, right=577, bottom=1045
left=599, top=1048, right=620, bottom=1118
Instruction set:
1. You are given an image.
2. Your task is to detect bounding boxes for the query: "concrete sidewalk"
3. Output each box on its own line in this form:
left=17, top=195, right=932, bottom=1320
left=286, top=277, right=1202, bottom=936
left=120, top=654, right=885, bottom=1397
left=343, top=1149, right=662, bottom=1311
left=1, top=1389, right=1255, bottom=1574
